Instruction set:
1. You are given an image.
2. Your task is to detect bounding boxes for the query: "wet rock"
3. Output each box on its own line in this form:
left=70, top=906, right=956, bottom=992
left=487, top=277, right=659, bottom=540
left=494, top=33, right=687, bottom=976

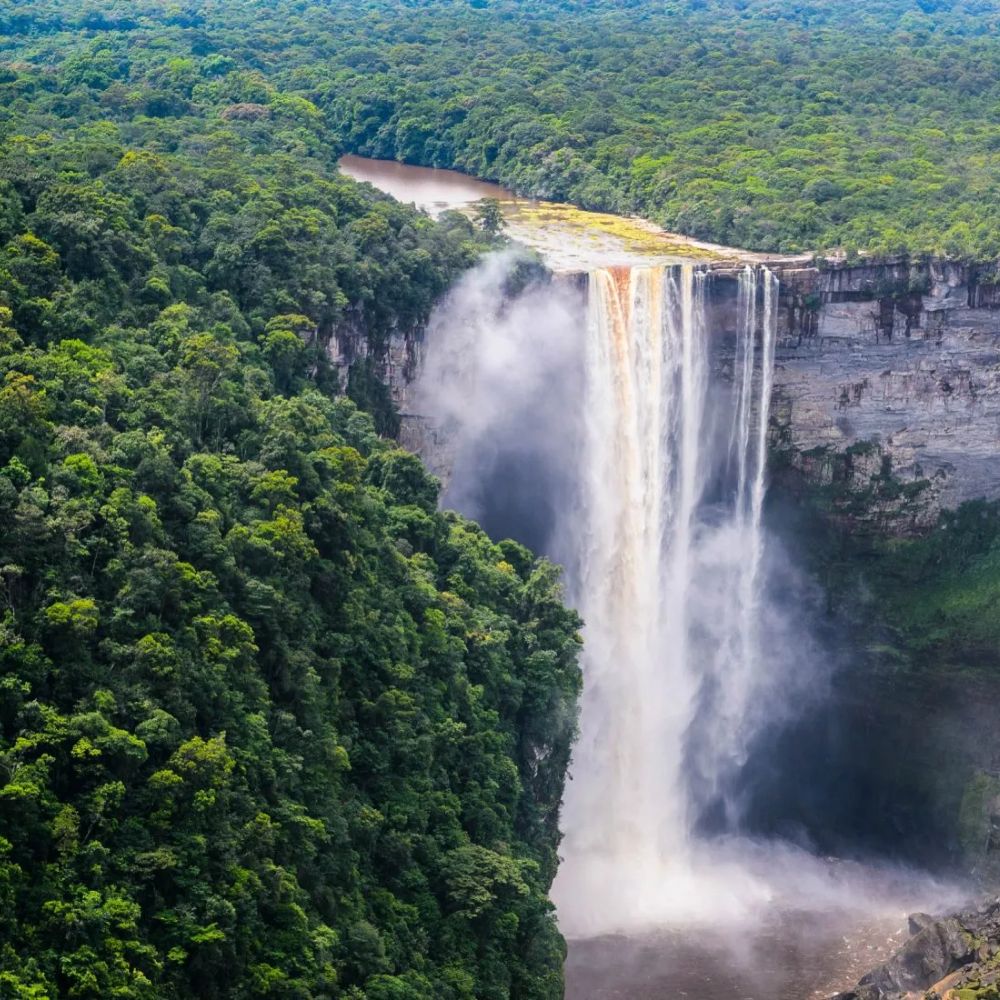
left=909, top=912, right=937, bottom=935
left=832, top=917, right=974, bottom=999
left=833, top=899, right=1000, bottom=1000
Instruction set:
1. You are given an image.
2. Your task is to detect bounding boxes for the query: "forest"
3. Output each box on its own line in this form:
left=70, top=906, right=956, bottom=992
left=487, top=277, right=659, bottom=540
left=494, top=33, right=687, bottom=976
left=0, top=3, right=582, bottom=998
left=322, top=0, right=1000, bottom=259
left=8, top=1, right=1000, bottom=259
left=6, top=0, right=1000, bottom=997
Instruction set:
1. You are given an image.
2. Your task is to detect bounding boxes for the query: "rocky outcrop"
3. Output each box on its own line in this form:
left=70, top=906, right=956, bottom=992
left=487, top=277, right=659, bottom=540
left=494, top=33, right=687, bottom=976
left=833, top=898, right=1000, bottom=1000
left=325, top=309, right=421, bottom=407
left=763, top=258, right=1000, bottom=533
left=833, top=914, right=973, bottom=999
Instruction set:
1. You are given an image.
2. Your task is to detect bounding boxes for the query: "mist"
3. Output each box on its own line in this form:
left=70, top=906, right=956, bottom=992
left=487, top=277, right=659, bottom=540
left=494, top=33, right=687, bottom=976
left=408, top=251, right=586, bottom=557
left=407, top=251, right=957, bottom=945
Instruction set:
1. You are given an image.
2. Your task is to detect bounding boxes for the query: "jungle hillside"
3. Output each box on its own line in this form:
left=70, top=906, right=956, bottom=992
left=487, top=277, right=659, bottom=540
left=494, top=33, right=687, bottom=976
left=0, top=2, right=582, bottom=998
left=5, top=0, right=1000, bottom=998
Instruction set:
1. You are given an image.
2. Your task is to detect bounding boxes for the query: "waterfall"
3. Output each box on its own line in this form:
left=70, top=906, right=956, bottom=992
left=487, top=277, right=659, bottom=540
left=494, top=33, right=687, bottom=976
left=409, top=251, right=948, bottom=949
left=553, top=262, right=780, bottom=934
left=718, top=265, right=779, bottom=773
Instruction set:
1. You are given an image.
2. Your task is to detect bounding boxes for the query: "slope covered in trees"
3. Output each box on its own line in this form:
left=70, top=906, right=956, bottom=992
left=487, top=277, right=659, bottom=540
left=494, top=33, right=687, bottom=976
left=0, top=6, right=582, bottom=998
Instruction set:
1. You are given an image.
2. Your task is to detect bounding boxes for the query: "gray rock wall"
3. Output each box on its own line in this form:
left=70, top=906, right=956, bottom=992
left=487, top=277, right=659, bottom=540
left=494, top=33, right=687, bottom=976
left=325, top=309, right=420, bottom=408
left=766, top=258, right=1000, bottom=523
left=338, top=255, right=1000, bottom=531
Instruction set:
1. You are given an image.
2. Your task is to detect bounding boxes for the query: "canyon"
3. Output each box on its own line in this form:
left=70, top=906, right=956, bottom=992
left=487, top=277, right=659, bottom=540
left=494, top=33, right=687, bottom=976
left=335, top=155, right=1000, bottom=999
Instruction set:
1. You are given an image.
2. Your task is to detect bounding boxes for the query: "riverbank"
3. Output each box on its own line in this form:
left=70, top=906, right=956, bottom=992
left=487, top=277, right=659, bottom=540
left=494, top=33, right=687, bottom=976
left=834, top=898, right=1000, bottom=1000
left=339, top=153, right=808, bottom=270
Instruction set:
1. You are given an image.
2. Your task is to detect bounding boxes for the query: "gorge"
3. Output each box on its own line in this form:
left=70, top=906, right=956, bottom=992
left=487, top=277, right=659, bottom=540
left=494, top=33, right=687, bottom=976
left=9, top=4, right=1000, bottom=998
left=338, top=155, right=1000, bottom=996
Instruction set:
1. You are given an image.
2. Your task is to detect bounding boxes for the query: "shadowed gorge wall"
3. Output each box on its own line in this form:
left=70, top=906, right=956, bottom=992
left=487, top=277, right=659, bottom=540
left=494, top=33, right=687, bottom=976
left=393, top=254, right=1000, bottom=883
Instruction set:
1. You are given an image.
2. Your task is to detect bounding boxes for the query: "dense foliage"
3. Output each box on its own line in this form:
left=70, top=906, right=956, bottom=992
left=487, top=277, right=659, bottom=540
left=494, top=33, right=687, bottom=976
left=320, top=0, right=1000, bottom=259
left=812, top=498, right=1000, bottom=673
left=0, top=8, right=582, bottom=999
left=9, top=1, right=1000, bottom=259
left=322, top=0, right=1000, bottom=259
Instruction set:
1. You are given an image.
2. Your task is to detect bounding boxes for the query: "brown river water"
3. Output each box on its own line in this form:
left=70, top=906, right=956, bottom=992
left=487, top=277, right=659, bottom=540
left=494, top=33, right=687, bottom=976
left=568, top=920, right=895, bottom=1000
left=337, top=152, right=960, bottom=999
left=338, top=153, right=781, bottom=270
left=339, top=153, right=522, bottom=212
left=558, top=846, right=960, bottom=1000
left=565, top=909, right=909, bottom=1000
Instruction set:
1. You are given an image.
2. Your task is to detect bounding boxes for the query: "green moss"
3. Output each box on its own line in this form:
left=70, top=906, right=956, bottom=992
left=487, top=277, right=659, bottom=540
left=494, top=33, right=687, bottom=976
left=776, top=445, right=1000, bottom=676
left=958, top=772, right=1000, bottom=862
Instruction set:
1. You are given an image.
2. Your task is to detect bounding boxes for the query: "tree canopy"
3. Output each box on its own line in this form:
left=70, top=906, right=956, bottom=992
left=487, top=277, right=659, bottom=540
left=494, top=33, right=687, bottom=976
left=7, top=1, right=1000, bottom=258
left=0, top=4, right=582, bottom=997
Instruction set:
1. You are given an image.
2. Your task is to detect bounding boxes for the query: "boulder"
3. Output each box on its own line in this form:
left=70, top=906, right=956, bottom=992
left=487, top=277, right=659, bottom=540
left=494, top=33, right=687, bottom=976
left=832, top=916, right=975, bottom=999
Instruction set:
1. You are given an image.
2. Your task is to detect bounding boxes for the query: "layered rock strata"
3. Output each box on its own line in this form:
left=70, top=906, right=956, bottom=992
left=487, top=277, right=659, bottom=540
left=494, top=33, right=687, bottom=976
left=765, top=258, right=1000, bottom=532
left=328, top=256, right=1000, bottom=531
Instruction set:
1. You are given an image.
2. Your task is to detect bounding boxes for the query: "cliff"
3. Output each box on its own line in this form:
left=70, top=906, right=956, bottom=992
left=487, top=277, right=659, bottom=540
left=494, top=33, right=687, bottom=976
left=765, top=257, right=1000, bottom=533
left=352, top=255, right=1000, bottom=884
left=342, top=255, right=1000, bottom=533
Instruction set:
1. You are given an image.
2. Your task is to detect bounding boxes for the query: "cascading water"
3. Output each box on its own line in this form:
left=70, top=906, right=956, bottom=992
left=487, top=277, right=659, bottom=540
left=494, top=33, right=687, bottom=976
left=336, top=159, right=960, bottom=995
left=410, top=250, right=947, bottom=951
left=552, top=262, right=781, bottom=934
left=699, top=265, right=779, bottom=790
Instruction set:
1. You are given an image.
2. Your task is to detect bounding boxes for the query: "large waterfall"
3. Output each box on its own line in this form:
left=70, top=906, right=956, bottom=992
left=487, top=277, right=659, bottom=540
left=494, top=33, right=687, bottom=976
left=405, top=245, right=955, bottom=991
left=552, top=262, right=780, bottom=933
left=411, top=255, right=877, bottom=935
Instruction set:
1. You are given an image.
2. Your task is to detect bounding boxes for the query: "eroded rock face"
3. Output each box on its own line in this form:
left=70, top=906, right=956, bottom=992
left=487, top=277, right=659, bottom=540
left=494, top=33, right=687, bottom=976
left=832, top=915, right=974, bottom=999
left=765, top=258, right=1000, bottom=532
left=326, top=312, right=421, bottom=409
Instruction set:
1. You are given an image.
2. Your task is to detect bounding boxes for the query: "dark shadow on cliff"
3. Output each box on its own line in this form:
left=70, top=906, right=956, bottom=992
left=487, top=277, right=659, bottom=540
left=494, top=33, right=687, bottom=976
left=697, top=486, right=1000, bottom=874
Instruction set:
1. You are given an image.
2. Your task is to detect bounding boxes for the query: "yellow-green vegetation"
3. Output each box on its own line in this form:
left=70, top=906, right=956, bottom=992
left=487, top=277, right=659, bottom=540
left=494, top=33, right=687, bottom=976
left=503, top=201, right=724, bottom=261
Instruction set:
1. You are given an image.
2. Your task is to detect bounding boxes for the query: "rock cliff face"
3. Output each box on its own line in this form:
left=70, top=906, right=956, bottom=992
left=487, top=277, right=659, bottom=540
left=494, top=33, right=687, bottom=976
left=333, top=256, right=1000, bottom=532
left=762, top=258, right=1000, bottom=532
left=325, top=309, right=421, bottom=407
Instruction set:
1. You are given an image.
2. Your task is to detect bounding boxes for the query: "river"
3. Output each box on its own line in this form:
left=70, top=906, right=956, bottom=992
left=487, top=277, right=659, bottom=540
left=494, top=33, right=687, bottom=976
left=339, top=153, right=523, bottom=213
left=337, top=152, right=959, bottom=1000
left=566, top=913, right=906, bottom=1000
left=338, top=153, right=775, bottom=270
